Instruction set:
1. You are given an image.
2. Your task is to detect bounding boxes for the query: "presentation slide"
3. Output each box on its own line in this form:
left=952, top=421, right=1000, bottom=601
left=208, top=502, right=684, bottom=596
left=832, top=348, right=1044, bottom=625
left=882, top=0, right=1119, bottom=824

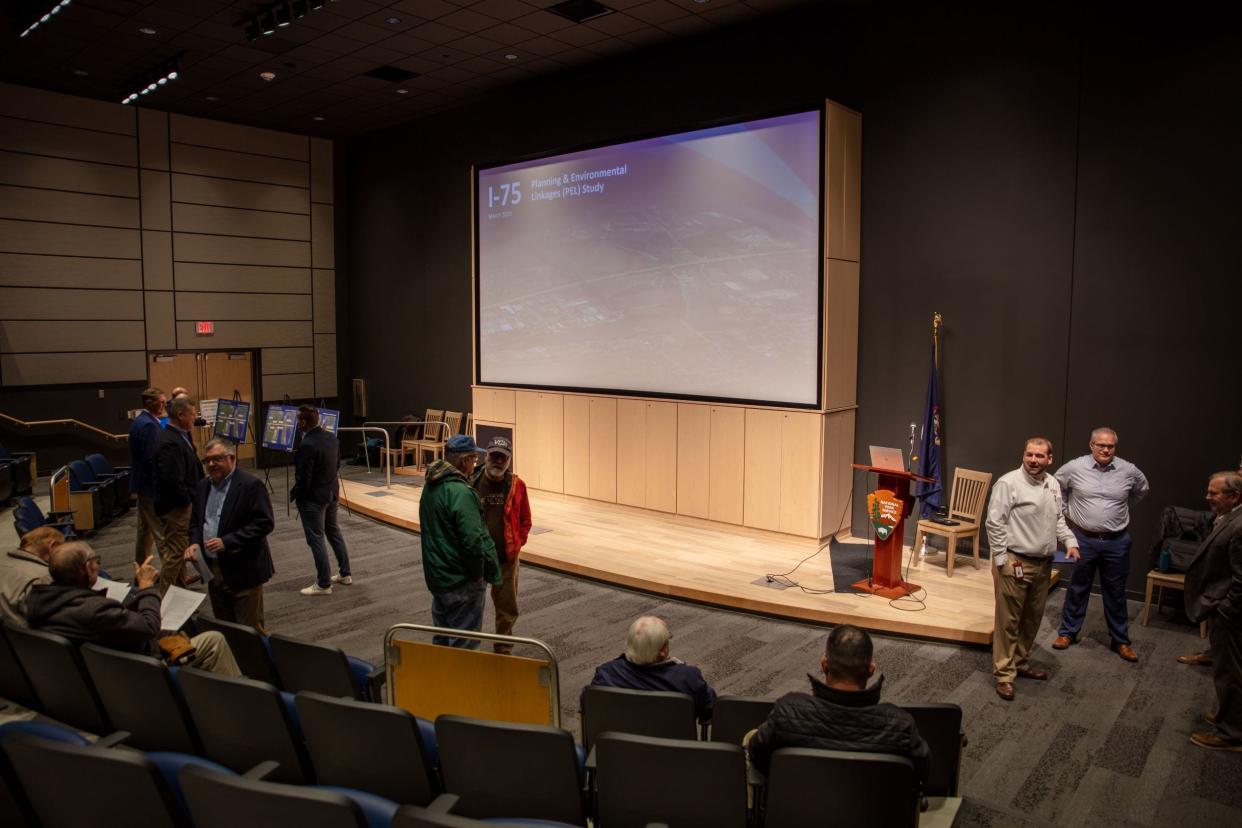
left=262, top=405, right=299, bottom=452
left=213, top=399, right=250, bottom=443
left=476, top=109, right=821, bottom=406
left=319, top=408, right=340, bottom=435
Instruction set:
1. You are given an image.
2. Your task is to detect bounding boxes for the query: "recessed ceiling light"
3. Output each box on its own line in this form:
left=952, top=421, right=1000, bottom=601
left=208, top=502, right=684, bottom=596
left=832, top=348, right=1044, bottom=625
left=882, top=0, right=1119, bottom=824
left=396, top=88, right=409, bottom=94
left=72, top=68, right=89, bottom=76
left=260, top=71, right=276, bottom=81
left=385, top=16, right=400, bottom=24
left=504, top=53, right=519, bottom=61
left=138, top=26, right=157, bottom=35
left=313, top=115, right=325, bottom=121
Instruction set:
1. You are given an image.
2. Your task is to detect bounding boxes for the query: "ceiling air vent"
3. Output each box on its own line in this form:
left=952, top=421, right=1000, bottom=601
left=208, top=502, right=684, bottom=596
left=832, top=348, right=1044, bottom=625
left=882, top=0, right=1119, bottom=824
left=546, top=0, right=615, bottom=25
left=363, top=65, right=419, bottom=82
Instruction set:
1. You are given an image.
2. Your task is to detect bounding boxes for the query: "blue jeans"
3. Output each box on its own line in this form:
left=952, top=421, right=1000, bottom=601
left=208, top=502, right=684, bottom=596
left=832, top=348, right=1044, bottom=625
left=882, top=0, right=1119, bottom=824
left=1058, top=530, right=1131, bottom=646
left=431, top=580, right=486, bottom=649
left=298, top=500, right=351, bottom=588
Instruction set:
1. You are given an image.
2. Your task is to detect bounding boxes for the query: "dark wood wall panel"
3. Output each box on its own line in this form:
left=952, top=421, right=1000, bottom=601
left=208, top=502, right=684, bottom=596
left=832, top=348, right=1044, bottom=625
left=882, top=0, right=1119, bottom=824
left=0, top=218, right=140, bottom=258
left=0, top=253, right=141, bottom=289
left=171, top=173, right=309, bottom=214
left=0, top=184, right=140, bottom=228
left=0, top=150, right=139, bottom=197
left=172, top=202, right=310, bottom=240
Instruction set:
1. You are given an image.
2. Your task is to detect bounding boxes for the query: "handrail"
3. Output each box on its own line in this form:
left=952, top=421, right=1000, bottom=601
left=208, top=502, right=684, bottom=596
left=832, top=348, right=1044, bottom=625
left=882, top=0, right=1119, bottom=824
left=383, top=623, right=561, bottom=727
left=336, top=426, right=390, bottom=488
left=0, top=411, right=128, bottom=442
left=362, top=420, right=454, bottom=441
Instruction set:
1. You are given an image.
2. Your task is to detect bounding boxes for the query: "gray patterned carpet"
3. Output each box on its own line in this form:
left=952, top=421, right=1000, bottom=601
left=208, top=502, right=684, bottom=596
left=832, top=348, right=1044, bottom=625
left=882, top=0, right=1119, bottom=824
left=5, top=464, right=1241, bottom=826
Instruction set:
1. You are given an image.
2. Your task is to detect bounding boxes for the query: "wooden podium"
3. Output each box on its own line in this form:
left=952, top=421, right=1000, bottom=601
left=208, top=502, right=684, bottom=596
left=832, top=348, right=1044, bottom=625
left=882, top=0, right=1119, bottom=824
left=851, top=465, right=935, bottom=599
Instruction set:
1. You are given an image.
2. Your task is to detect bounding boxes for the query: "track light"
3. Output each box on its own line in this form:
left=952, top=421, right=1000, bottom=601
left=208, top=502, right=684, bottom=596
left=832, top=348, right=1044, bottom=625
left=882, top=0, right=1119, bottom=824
left=243, top=0, right=330, bottom=42
left=20, top=0, right=72, bottom=38
left=121, top=60, right=180, bottom=105
left=275, top=2, right=292, bottom=27
left=293, top=0, right=308, bottom=19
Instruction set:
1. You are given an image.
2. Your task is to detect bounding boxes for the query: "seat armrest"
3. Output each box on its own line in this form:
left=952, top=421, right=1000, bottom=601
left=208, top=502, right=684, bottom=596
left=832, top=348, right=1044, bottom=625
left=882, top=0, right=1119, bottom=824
left=425, top=794, right=460, bottom=814
left=97, top=731, right=132, bottom=748
left=243, top=760, right=281, bottom=780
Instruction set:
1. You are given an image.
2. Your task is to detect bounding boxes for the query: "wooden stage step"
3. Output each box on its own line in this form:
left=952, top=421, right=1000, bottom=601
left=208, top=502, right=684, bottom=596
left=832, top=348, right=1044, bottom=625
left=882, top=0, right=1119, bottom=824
left=340, top=478, right=1011, bottom=645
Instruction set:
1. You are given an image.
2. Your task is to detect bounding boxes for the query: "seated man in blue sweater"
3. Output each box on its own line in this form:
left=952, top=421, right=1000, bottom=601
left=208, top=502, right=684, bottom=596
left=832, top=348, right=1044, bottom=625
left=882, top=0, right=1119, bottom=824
left=581, top=615, right=717, bottom=722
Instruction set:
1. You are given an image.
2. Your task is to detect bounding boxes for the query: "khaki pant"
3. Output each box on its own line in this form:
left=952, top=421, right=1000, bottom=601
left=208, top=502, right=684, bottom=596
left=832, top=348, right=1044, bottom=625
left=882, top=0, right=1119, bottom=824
left=157, top=505, right=191, bottom=595
left=992, top=553, right=1053, bottom=681
left=134, top=495, right=164, bottom=565
left=187, top=631, right=242, bottom=677
left=491, top=559, right=521, bottom=654
left=207, top=558, right=267, bottom=634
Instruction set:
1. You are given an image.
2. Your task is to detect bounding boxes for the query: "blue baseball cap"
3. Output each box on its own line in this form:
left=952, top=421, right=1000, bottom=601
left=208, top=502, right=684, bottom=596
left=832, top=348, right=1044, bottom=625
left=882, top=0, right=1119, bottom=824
left=446, top=434, right=484, bottom=454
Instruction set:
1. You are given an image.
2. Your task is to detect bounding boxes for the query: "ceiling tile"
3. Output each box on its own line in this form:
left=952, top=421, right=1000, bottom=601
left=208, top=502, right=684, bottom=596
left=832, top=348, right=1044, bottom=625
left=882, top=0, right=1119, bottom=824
left=467, top=0, right=541, bottom=22
left=389, top=0, right=461, bottom=19
left=625, top=1, right=690, bottom=25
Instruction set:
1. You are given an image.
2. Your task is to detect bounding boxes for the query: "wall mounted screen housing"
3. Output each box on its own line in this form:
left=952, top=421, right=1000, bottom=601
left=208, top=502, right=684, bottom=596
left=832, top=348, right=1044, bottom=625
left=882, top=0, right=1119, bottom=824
left=475, top=109, right=823, bottom=407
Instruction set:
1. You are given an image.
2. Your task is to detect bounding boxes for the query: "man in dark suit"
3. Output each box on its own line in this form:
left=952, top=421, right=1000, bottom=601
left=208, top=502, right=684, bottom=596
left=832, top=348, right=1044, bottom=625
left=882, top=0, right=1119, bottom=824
left=185, top=438, right=275, bottom=632
left=128, top=386, right=166, bottom=564
left=153, top=397, right=204, bottom=595
left=1185, top=470, right=1242, bottom=751
left=292, top=404, right=352, bottom=595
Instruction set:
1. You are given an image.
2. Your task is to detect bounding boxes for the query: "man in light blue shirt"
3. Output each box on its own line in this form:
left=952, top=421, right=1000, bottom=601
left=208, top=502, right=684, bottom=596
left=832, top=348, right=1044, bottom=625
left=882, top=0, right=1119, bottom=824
left=1052, top=427, right=1149, bottom=662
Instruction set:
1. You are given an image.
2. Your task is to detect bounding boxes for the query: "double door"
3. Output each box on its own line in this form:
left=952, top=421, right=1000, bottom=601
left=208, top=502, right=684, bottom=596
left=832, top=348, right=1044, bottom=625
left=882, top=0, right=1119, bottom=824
left=147, top=351, right=258, bottom=462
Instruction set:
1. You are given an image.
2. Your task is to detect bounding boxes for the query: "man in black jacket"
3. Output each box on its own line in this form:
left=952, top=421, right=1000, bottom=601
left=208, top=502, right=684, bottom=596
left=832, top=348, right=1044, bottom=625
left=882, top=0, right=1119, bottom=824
left=153, top=397, right=204, bottom=594
left=185, top=438, right=276, bottom=633
left=747, top=625, right=929, bottom=781
left=1184, top=471, right=1242, bottom=751
left=292, top=405, right=352, bottom=595
left=25, top=541, right=240, bottom=675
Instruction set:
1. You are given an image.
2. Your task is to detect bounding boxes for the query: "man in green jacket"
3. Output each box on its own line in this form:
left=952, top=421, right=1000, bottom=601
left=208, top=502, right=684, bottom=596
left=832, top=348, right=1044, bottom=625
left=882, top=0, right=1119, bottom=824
left=419, top=434, right=501, bottom=648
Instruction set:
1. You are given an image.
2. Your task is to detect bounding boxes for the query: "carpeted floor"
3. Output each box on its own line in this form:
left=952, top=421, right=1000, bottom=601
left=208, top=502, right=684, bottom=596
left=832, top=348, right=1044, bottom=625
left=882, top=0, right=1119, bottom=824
left=5, top=464, right=1241, bottom=826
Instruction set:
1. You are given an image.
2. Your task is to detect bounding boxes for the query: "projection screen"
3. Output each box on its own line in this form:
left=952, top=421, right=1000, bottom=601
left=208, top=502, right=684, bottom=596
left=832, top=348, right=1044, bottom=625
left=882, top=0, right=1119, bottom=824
left=475, top=109, right=822, bottom=407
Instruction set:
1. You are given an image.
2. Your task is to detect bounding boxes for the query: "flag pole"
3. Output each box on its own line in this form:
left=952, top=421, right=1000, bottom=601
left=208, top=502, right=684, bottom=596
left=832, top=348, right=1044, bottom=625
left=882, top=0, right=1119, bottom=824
left=932, top=311, right=942, bottom=371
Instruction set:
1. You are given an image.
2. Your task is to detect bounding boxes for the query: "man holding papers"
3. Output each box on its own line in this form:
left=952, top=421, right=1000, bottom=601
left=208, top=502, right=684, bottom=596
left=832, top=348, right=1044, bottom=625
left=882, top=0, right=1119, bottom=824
left=184, top=437, right=276, bottom=633
left=25, top=541, right=241, bottom=676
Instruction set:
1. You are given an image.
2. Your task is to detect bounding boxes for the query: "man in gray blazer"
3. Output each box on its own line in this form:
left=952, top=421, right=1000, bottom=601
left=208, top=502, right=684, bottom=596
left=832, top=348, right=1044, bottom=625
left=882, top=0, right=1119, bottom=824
left=1184, top=471, right=1242, bottom=751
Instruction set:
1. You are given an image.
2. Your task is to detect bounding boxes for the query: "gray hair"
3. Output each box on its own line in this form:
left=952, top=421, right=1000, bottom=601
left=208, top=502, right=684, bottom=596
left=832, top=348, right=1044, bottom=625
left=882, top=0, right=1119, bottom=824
left=1210, top=471, right=1242, bottom=497
left=1090, top=427, right=1117, bottom=443
left=168, top=397, right=195, bottom=418
left=204, top=437, right=236, bottom=456
left=624, top=616, right=671, bottom=665
left=48, top=541, right=95, bottom=586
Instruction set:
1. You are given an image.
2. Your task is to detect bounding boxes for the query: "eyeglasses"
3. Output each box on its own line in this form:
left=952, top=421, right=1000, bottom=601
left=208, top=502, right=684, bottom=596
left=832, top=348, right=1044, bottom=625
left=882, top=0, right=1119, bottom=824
left=203, top=454, right=231, bottom=464
left=1090, top=443, right=1116, bottom=450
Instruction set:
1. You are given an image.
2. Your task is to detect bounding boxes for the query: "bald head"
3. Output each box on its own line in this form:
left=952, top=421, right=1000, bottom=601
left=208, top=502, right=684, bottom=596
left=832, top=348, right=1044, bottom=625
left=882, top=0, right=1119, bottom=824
left=48, top=541, right=99, bottom=588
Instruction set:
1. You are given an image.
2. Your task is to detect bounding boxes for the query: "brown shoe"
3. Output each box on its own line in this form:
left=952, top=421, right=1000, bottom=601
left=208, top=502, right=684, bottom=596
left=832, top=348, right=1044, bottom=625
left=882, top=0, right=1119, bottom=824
left=1114, top=644, right=1139, bottom=663
left=1016, top=666, right=1049, bottom=680
left=1190, top=731, right=1242, bottom=751
left=1052, top=635, right=1073, bottom=650
left=1177, top=651, right=1213, bottom=666
left=995, top=681, right=1015, bottom=701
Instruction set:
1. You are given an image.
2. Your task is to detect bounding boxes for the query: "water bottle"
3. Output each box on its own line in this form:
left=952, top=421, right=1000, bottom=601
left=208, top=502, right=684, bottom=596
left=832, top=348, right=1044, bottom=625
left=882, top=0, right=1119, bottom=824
left=1158, top=544, right=1171, bottom=573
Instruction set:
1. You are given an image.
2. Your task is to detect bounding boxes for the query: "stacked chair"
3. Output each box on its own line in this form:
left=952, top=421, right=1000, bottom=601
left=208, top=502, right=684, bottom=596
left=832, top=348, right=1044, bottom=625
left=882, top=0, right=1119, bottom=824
left=0, top=443, right=33, bottom=498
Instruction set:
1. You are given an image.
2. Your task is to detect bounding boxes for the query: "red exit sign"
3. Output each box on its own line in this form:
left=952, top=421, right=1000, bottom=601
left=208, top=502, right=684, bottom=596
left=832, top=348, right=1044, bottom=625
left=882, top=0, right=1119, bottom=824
left=195, top=321, right=215, bottom=336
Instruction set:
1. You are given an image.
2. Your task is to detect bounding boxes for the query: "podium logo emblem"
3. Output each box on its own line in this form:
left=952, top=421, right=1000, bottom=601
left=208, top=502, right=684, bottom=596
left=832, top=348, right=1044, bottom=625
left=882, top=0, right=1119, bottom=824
left=868, top=489, right=903, bottom=541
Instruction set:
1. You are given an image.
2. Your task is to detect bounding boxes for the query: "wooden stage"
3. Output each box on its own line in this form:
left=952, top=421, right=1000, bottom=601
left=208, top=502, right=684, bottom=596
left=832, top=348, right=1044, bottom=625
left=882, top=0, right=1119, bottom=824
left=341, top=477, right=1016, bottom=645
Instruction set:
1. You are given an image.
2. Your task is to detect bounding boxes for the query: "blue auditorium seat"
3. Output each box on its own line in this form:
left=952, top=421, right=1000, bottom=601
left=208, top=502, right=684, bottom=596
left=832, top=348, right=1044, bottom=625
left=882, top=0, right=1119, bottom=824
left=86, top=453, right=131, bottom=514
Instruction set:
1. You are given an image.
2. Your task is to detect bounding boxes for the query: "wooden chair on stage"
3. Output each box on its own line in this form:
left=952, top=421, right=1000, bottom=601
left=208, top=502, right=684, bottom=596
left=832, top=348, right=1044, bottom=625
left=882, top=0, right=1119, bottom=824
left=417, top=411, right=461, bottom=470
left=398, top=409, right=440, bottom=472
left=380, top=417, right=420, bottom=474
left=912, top=468, right=992, bottom=577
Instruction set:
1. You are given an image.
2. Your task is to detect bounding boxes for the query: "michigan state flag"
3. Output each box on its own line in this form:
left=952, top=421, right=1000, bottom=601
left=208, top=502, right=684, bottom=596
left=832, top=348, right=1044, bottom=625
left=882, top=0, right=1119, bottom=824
left=915, top=352, right=943, bottom=518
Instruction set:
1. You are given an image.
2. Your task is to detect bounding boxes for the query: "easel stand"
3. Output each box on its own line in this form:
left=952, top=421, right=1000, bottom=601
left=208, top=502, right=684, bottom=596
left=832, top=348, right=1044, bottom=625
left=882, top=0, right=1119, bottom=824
left=851, top=464, right=935, bottom=599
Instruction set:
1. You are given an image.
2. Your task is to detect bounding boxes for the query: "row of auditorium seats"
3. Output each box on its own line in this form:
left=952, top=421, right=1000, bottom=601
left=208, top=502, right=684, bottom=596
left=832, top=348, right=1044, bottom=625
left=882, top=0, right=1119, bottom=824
left=59, top=453, right=130, bottom=531
left=10, top=496, right=76, bottom=540
left=1, top=614, right=965, bottom=826
left=0, top=443, right=35, bottom=506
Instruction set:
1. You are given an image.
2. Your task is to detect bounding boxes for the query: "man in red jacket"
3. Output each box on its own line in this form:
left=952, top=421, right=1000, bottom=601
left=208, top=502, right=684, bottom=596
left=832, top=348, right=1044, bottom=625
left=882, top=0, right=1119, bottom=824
left=470, top=436, right=532, bottom=654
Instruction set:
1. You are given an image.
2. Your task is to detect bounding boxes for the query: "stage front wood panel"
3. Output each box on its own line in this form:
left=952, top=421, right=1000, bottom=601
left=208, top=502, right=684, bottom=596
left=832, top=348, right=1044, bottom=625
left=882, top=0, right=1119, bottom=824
left=341, top=478, right=998, bottom=645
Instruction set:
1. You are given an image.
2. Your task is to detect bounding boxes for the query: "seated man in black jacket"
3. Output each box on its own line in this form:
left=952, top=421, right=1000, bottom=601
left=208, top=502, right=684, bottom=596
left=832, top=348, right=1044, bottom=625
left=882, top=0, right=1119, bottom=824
left=747, top=624, right=929, bottom=782
left=25, top=541, right=241, bottom=676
